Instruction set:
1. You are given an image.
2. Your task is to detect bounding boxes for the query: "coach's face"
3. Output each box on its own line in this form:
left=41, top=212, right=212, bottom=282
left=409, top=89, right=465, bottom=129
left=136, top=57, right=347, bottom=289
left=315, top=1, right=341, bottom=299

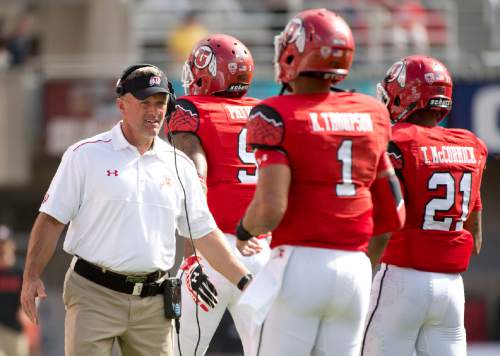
left=118, top=92, right=168, bottom=141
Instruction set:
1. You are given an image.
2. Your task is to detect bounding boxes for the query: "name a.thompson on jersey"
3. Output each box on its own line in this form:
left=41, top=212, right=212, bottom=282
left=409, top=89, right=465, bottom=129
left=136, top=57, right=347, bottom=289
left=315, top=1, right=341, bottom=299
left=309, top=112, right=374, bottom=133
left=420, top=145, right=477, bottom=164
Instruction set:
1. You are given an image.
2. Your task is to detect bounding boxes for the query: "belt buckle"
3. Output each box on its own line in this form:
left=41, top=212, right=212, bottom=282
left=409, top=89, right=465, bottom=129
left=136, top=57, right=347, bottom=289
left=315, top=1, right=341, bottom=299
left=126, top=276, right=148, bottom=296
left=132, top=283, right=143, bottom=296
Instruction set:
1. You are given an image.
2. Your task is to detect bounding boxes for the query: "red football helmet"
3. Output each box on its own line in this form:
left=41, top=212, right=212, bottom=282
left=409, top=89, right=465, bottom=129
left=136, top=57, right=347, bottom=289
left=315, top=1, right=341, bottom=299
left=377, top=55, right=453, bottom=123
left=274, top=8, right=355, bottom=85
left=181, top=34, right=254, bottom=97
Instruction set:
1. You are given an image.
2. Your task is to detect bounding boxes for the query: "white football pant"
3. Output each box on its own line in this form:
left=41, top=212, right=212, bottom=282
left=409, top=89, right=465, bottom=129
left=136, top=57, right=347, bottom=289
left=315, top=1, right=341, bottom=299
left=174, top=233, right=270, bottom=356
left=255, top=246, right=372, bottom=356
left=362, top=263, right=466, bottom=356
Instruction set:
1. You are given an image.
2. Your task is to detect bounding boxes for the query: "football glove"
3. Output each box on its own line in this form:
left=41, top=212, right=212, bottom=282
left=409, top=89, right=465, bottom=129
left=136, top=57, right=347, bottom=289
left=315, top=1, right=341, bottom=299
left=179, top=255, right=218, bottom=312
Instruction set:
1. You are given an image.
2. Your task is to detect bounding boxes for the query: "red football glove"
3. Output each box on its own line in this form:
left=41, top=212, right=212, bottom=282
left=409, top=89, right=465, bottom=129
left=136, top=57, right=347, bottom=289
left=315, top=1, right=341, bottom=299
left=179, top=255, right=218, bottom=312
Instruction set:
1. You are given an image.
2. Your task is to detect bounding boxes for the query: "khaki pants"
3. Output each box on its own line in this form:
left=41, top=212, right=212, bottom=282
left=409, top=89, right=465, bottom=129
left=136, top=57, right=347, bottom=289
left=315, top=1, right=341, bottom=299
left=63, top=268, right=173, bottom=356
left=0, top=324, right=29, bottom=356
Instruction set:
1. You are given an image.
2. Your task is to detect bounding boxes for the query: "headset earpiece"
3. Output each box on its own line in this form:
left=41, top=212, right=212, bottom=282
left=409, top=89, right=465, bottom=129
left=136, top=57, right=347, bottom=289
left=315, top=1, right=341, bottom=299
left=166, top=81, right=177, bottom=118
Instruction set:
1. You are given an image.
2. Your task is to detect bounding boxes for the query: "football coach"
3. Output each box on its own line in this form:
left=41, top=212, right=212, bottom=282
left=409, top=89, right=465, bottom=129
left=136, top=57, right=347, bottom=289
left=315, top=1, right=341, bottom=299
left=20, top=64, right=251, bottom=356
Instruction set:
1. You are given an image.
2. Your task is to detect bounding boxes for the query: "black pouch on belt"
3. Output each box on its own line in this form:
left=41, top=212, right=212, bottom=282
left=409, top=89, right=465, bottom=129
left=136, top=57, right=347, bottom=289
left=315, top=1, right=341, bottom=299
left=163, top=277, right=182, bottom=319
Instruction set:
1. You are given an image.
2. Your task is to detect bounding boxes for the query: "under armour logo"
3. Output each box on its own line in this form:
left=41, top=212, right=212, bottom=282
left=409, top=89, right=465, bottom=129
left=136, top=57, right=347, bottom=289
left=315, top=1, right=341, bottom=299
left=106, top=170, right=119, bottom=176
left=191, top=271, right=199, bottom=283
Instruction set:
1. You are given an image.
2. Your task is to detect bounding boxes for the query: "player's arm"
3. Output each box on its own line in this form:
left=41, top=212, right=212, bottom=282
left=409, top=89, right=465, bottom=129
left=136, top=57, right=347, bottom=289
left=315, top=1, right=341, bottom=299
left=237, top=157, right=290, bottom=256
left=167, top=99, right=207, bottom=189
left=21, top=213, right=65, bottom=324
left=370, top=152, right=405, bottom=236
left=170, top=133, right=207, bottom=192
left=368, top=163, right=402, bottom=268
left=367, top=233, right=391, bottom=271
left=367, top=146, right=406, bottom=267
left=170, top=132, right=207, bottom=258
left=194, top=228, right=251, bottom=286
left=236, top=104, right=289, bottom=254
left=167, top=99, right=207, bottom=258
left=466, top=141, right=487, bottom=256
left=241, top=157, right=291, bottom=234
left=464, top=210, right=482, bottom=255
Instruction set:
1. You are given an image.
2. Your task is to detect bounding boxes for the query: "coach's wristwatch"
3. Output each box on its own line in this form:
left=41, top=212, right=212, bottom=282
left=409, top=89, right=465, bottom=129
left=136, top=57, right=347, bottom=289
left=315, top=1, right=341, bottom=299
left=237, top=273, right=254, bottom=291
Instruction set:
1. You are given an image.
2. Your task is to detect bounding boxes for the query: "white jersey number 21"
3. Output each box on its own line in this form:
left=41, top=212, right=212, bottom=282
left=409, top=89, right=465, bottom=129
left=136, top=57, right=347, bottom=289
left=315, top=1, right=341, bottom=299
left=423, top=172, right=472, bottom=231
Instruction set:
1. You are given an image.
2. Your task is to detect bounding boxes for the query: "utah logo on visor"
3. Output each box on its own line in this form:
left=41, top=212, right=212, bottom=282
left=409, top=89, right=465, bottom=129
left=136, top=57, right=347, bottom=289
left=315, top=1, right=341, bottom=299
left=284, top=18, right=305, bottom=53
left=194, top=45, right=214, bottom=70
left=385, top=61, right=404, bottom=83
left=385, top=61, right=406, bottom=88
left=149, top=76, right=161, bottom=86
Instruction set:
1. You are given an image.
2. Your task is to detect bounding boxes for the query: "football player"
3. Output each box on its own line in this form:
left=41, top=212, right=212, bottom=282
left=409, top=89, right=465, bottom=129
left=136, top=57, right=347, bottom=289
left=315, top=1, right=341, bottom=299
left=362, top=55, right=488, bottom=356
left=167, top=34, right=270, bottom=356
left=235, top=9, right=405, bottom=356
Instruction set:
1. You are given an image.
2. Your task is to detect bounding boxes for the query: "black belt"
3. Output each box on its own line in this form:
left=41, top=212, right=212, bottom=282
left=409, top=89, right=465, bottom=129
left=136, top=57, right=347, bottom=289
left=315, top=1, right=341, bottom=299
left=73, top=258, right=166, bottom=297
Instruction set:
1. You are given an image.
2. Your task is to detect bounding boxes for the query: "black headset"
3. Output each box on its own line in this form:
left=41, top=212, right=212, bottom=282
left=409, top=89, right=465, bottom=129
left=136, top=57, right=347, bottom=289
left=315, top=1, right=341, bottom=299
left=116, top=63, right=177, bottom=118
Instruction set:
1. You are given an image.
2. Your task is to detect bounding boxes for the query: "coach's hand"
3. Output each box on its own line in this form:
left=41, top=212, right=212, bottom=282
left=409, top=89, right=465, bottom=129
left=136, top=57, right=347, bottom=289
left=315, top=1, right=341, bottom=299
left=180, top=255, right=218, bottom=312
left=20, top=277, right=47, bottom=324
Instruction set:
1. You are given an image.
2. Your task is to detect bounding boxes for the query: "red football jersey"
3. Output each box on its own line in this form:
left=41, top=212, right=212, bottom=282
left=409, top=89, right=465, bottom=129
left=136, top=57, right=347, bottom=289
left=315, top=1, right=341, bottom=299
left=246, top=91, right=391, bottom=251
left=382, top=123, right=488, bottom=273
left=168, top=95, right=260, bottom=234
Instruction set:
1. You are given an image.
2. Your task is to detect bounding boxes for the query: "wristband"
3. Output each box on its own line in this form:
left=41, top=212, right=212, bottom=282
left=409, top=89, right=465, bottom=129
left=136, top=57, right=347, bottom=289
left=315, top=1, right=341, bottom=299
left=236, top=220, right=253, bottom=241
left=255, top=149, right=289, bottom=169
left=237, top=273, right=254, bottom=291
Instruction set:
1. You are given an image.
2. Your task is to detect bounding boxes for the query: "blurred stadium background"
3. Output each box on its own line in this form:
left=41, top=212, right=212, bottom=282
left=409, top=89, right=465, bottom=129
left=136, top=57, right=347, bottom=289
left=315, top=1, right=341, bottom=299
left=0, top=0, right=499, bottom=355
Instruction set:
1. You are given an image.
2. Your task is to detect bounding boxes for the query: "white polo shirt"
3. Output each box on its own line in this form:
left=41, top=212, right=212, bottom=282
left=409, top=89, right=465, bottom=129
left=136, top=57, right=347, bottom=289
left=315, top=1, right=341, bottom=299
left=40, top=122, right=217, bottom=273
